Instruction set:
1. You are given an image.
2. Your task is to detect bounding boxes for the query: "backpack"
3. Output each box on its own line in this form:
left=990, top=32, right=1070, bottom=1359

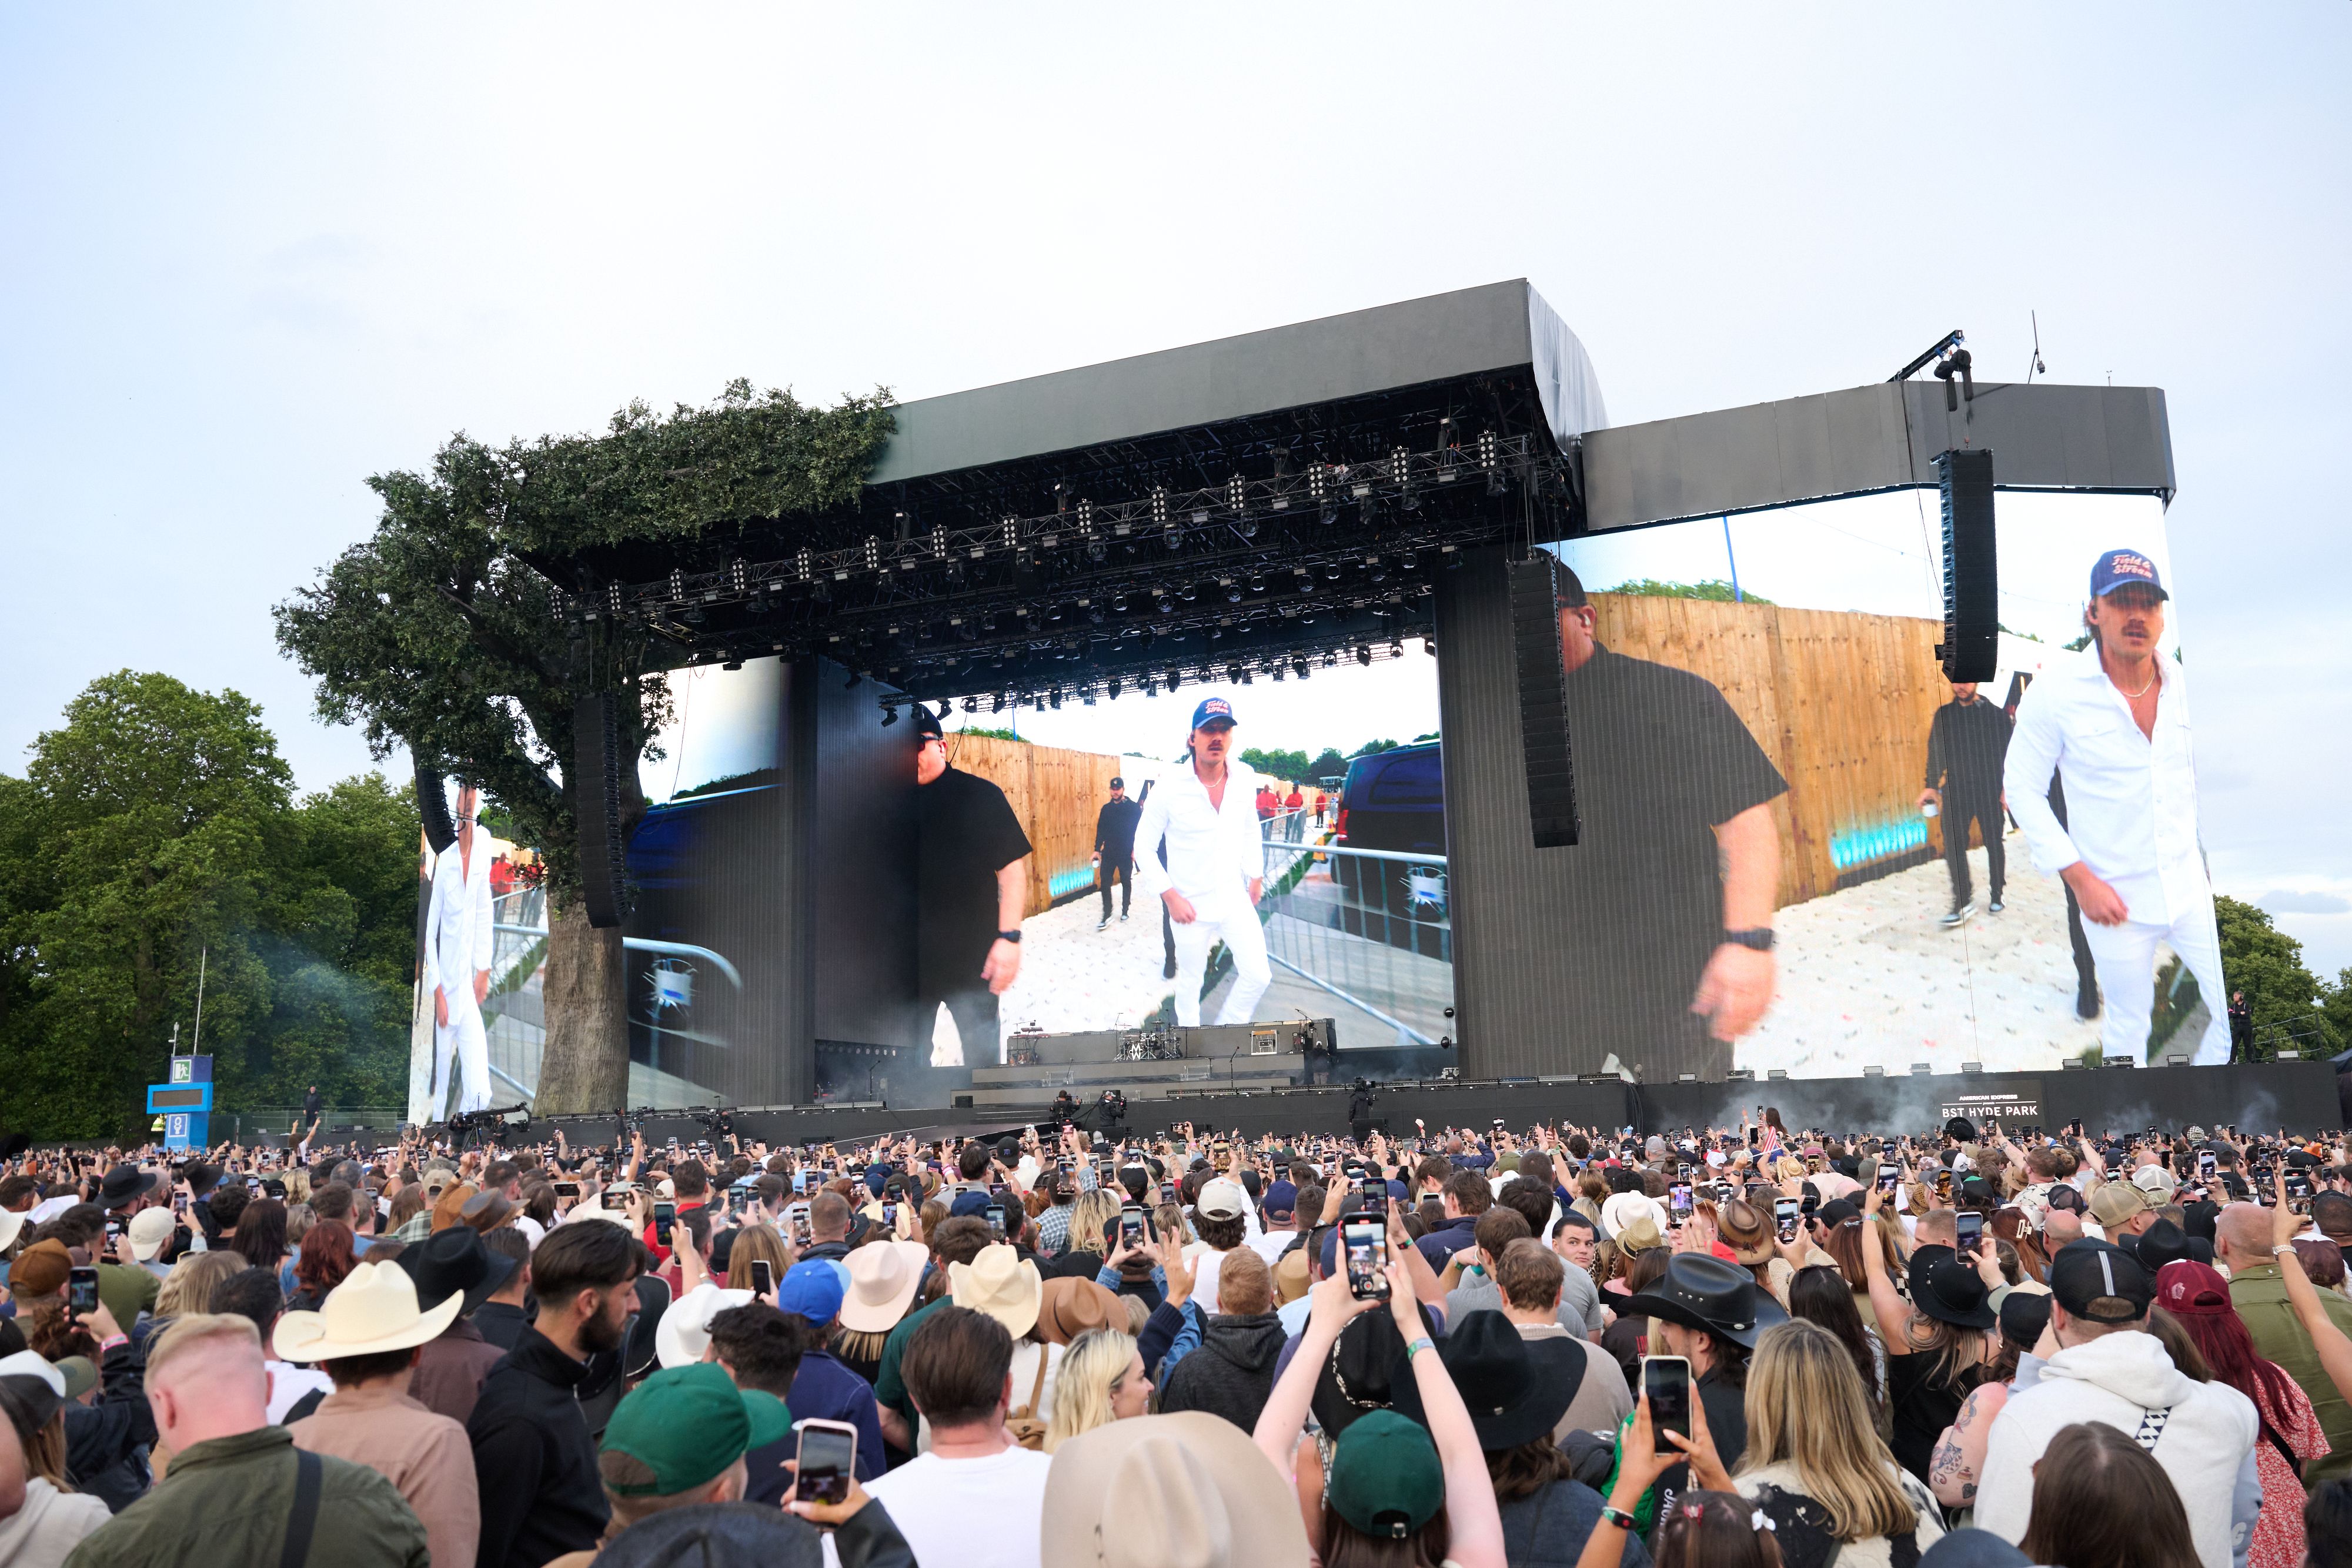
left=1005, top=1350, right=1051, bottom=1452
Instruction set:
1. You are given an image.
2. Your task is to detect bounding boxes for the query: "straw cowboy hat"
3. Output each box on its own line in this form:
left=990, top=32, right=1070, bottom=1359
left=840, top=1239, right=928, bottom=1335
left=949, top=1243, right=1044, bottom=1339
left=1040, top=1411, right=1310, bottom=1568
left=273, top=1261, right=463, bottom=1364
left=656, top=1281, right=757, bottom=1370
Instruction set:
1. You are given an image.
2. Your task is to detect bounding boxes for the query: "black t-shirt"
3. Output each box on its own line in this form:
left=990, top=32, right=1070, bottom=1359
left=1552, top=646, right=1788, bottom=1048
left=1886, top=1350, right=1971, bottom=1483
left=915, top=766, right=1032, bottom=987
left=1095, top=798, right=1142, bottom=858
left=1925, top=697, right=2012, bottom=797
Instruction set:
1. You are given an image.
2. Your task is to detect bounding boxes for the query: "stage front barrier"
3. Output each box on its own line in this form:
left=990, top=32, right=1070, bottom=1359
left=1257, top=835, right=1454, bottom=1048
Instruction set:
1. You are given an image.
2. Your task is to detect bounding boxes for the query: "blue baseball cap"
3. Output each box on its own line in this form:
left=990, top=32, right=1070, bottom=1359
left=774, top=1259, right=846, bottom=1323
left=1190, top=697, right=1237, bottom=730
left=2089, top=548, right=2167, bottom=601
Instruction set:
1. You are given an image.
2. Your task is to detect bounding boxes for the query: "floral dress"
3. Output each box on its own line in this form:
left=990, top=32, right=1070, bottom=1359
left=2250, top=1371, right=2329, bottom=1568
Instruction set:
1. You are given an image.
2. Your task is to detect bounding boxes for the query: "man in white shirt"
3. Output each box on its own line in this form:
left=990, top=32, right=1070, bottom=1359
left=2002, top=549, right=2231, bottom=1065
left=1131, top=698, right=1271, bottom=1027
left=422, top=782, right=497, bottom=1114
left=862, top=1304, right=1050, bottom=1568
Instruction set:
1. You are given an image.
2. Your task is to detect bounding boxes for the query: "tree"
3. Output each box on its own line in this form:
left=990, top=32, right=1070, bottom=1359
left=2214, top=894, right=2341, bottom=1058
left=275, top=382, right=893, bottom=1112
left=1239, top=747, right=1311, bottom=784
left=1603, top=577, right=1777, bottom=606
left=1354, top=738, right=1402, bottom=758
left=1305, top=748, right=1348, bottom=783
left=0, top=672, right=417, bottom=1139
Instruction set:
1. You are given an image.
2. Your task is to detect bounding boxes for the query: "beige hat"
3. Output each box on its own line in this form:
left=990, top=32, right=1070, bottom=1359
left=128, top=1206, right=177, bottom=1262
left=2087, top=1183, right=2150, bottom=1229
left=840, top=1239, right=928, bottom=1334
left=0, top=1209, right=24, bottom=1254
left=1040, top=1411, right=1311, bottom=1568
left=273, top=1261, right=463, bottom=1364
left=1613, top=1216, right=1665, bottom=1256
left=949, top=1243, right=1044, bottom=1339
left=562, top=1198, right=636, bottom=1229
left=2131, top=1164, right=2180, bottom=1200
left=1196, top=1179, right=1248, bottom=1222
left=1272, top=1248, right=1310, bottom=1305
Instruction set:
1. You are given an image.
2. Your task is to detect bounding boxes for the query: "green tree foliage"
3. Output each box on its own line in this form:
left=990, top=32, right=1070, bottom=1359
left=2214, top=894, right=2342, bottom=1057
left=1603, top=577, right=1777, bottom=606
left=1306, top=748, right=1348, bottom=783
left=1239, top=747, right=1311, bottom=784
left=1354, top=738, right=1402, bottom=757
left=2323, top=968, right=2352, bottom=1052
left=0, top=673, right=417, bottom=1139
left=274, top=382, right=893, bottom=1111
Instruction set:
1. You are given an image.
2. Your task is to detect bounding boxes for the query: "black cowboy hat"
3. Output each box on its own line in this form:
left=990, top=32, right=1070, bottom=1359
left=396, top=1223, right=518, bottom=1317
left=1389, top=1310, right=1580, bottom=1449
left=1909, top=1254, right=1997, bottom=1331
left=1311, top=1303, right=1435, bottom=1439
left=1615, top=1253, right=1788, bottom=1350
left=99, top=1165, right=157, bottom=1211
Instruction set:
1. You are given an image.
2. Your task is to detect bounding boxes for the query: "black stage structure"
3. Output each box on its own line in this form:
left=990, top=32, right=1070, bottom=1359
left=527, top=280, right=2182, bottom=1102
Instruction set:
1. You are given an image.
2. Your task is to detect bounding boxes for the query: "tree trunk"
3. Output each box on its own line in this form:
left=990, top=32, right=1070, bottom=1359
left=536, top=896, right=629, bottom=1114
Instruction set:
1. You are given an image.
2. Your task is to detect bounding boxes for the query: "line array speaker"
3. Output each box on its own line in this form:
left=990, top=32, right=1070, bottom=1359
left=1505, top=552, right=1581, bottom=848
left=414, top=761, right=456, bottom=855
left=574, top=694, right=626, bottom=928
left=1935, top=448, right=1999, bottom=683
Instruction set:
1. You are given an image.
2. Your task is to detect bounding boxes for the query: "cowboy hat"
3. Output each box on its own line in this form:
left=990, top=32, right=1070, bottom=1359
left=1601, top=1191, right=1667, bottom=1241
left=1616, top=1253, right=1789, bottom=1349
left=1389, top=1309, right=1580, bottom=1450
left=1714, top=1200, right=1777, bottom=1267
left=396, top=1222, right=518, bottom=1316
left=99, top=1165, right=158, bottom=1212
left=839, top=1239, right=927, bottom=1334
left=1037, top=1276, right=1121, bottom=1346
left=950, top=1243, right=1044, bottom=1339
left=430, top=1183, right=479, bottom=1233
left=1040, top=1411, right=1311, bottom=1568
left=274, top=1260, right=463, bottom=1363
left=655, top=1281, right=757, bottom=1370
left=1909, top=1253, right=1999, bottom=1330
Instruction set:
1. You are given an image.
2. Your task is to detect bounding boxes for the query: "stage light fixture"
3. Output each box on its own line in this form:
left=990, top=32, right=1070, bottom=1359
left=1141, top=674, right=1157, bottom=694
left=880, top=705, right=898, bottom=726
left=1167, top=670, right=1182, bottom=691
left=1225, top=583, right=1242, bottom=603
left=1422, top=636, right=1436, bottom=656
left=1088, top=539, right=1108, bottom=562
left=1107, top=677, right=1122, bottom=698
left=991, top=694, right=1005, bottom=713
left=963, top=696, right=978, bottom=713
left=1355, top=646, right=1372, bottom=666
left=683, top=607, right=705, bottom=624
left=1271, top=664, right=1285, bottom=681
left=1294, top=659, right=1309, bottom=680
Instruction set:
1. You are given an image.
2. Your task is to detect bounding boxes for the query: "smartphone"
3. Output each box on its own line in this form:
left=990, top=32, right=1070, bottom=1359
left=2288, top=1173, right=2314, bottom=1213
left=1669, top=1185, right=1694, bottom=1224
left=1643, top=1356, right=1692, bottom=1455
left=1342, top=1219, right=1389, bottom=1300
left=793, top=1418, right=858, bottom=1505
left=984, top=1203, right=1007, bottom=1234
left=1878, top=1167, right=1900, bottom=1195
left=68, top=1266, right=100, bottom=1316
left=1774, top=1196, right=1800, bottom=1242
left=1358, top=1177, right=1388, bottom=1212
left=555, top=1181, right=580, bottom=1199
left=172, top=1191, right=188, bottom=1215
left=104, top=1218, right=122, bottom=1239
left=1120, top=1207, right=1147, bottom=1248
left=882, top=1201, right=899, bottom=1231
left=2199, top=1151, right=2217, bottom=1179
left=752, top=1258, right=775, bottom=1296
left=654, top=1201, right=676, bottom=1231
left=1955, top=1212, right=1984, bottom=1255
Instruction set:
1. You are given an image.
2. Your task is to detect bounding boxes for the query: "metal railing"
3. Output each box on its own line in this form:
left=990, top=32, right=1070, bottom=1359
left=1255, top=833, right=1454, bottom=1047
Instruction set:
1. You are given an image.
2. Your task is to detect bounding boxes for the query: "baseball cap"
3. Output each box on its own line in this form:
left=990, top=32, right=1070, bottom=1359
left=599, top=1363, right=794, bottom=1497
left=1108, top=775, right=1124, bottom=789
left=8, top=1241, right=70, bottom=1299
left=2130, top=1163, right=2180, bottom=1201
left=2048, top=1239, right=2153, bottom=1324
left=2090, top=547, right=2168, bottom=601
left=128, top=1205, right=178, bottom=1261
left=1190, top=697, right=1236, bottom=730
left=2086, top=1183, right=2150, bottom=1230
left=774, top=1260, right=847, bottom=1325
left=911, top=704, right=944, bottom=742
left=2153, top=1259, right=2232, bottom=1318
left=1264, top=1179, right=1298, bottom=1218
left=1325, top=1409, right=1444, bottom=1542
left=1197, top=1178, right=1248, bottom=1222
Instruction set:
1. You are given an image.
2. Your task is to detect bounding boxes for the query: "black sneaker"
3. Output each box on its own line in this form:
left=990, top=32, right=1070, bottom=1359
left=1120, top=911, right=1130, bottom=922
left=1939, top=902, right=1976, bottom=929
left=1096, top=917, right=1110, bottom=931
left=1988, top=899, right=2004, bottom=913
left=2076, top=977, right=2101, bottom=1019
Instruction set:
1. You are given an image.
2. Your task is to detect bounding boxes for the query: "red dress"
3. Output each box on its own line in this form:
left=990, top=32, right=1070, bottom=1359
left=2248, top=1368, right=2328, bottom=1568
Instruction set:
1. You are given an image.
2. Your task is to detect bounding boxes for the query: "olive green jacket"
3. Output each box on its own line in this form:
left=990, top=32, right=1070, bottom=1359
left=2229, top=1263, right=2352, bottom=1489
left=64, top=1426, right=427, bottom=1568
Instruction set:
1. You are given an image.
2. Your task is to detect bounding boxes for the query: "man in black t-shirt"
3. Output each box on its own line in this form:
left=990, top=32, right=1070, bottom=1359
left=912, top=706, right=1033, bottom=1066
left=1550, top=566, right=1788, bottom=1079
left=1920, top=676, right=2013, bottom=925
left=1092, top=777, right=1142, bottom=930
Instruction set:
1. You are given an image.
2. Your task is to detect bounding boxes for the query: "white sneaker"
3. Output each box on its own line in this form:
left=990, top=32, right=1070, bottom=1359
left=1939, top=902, right=1976, bottom=929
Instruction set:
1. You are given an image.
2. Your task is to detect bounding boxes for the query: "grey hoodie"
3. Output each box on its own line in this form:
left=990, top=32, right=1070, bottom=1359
left=1158, top=1311, right=1288, bottom=1432
left=0, top=1477, right=111, bottom=1568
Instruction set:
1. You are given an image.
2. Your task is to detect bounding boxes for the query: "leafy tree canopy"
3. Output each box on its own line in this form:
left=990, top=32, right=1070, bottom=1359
left=1240, top=747, right=1312, bottom=784
left=1603, top=577, right=1777, bottom=606
left=0, top=672, right=418, bottom=1138
left=2214, top=894, right=2344, bottom=1058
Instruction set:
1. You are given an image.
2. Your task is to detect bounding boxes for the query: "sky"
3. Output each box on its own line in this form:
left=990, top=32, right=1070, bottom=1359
left=4, top=6, right=2348, bottom=978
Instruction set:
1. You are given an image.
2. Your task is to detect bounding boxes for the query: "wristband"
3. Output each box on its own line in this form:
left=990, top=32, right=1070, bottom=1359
left=1404, top=1335, right=1434, bottom=1360
left=1599, top=1505, right=1638, bottom=1532
left=99, top=1334, right=128, bottom=1353
left=996, top=930, right=1022, bottom=944
left=2274, top=1243, right=2298, bottom=1257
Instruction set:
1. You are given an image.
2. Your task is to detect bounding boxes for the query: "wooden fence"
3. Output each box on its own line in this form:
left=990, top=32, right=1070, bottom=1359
left=943, top=733, right=1128, bottom=918
left=1588, top=593, right=1956, bottom=909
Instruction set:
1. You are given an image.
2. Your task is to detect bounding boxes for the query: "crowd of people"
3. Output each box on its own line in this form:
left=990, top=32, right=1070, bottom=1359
left=1, top=1108, right=2351, bottom=1567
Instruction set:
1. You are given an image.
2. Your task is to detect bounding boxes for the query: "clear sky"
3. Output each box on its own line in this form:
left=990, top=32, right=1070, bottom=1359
left=4, top=6, right=2347, bottom=978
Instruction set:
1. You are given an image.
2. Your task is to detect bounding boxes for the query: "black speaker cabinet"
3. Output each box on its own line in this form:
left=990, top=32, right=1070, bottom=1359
left=1935, top=449, right=1999, bottom=684
left=1506, top=553, right=1582, bottom=848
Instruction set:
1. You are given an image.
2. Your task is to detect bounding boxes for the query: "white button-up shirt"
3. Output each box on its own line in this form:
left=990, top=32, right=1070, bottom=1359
left=2002, top=647, right=2207, bottom=927
left=1132, top=758, right=1265, bottom=914
left=422, top=832, right=496, bottom=1000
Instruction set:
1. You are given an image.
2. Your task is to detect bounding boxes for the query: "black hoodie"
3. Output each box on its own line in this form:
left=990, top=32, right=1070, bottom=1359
left=1157, top=1311, right=1288, bottom=1432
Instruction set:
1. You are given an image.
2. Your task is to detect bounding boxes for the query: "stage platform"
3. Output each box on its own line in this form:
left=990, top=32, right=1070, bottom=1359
left=328, top=1059, right=2346, bottom=1153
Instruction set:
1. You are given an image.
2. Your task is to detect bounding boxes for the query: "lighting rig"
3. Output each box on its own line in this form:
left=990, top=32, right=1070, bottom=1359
left=538, top=372, right=1581, bottom=711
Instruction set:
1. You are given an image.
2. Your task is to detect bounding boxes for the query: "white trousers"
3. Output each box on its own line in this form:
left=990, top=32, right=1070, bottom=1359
left=2082, top=897, right=2232, bottom=1065
left=1170, top=903, right=1272, bottom=1027
left=432, top=991, right=493, bottom=1115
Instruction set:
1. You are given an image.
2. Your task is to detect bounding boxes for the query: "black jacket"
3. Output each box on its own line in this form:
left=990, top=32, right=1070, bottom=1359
left=1157, top=1311, right=1288, bottom=1432
left=472, top=1300, right=530, bottom=1352
left=1924, top=696, right=2011, bottom=795
left=467, top=1325, right=607, bottom=1568
left=65, top=1337, right=155, bottom=1513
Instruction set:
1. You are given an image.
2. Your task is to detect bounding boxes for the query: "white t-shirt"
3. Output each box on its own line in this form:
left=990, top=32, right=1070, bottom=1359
left=849, top=1445, right=1052, bottom=1568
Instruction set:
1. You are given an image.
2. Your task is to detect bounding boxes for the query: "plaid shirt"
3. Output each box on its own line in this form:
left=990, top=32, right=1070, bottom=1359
left=1038, top=1202, right=1075, bottom=1256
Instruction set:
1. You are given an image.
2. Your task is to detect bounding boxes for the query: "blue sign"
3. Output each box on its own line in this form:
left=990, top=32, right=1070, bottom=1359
left=148, top=1057, right=213, bottom=1150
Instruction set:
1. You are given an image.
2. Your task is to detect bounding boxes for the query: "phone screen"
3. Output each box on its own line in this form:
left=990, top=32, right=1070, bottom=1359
left=1955, top=1212, right=1984, bottom=1253
left=1878, top=1168, right=1900, bottom=1194
left=1342, top=1220, right=1389, bottom=1300
left=1120, top=1208, right=1146, bottom=1247
left=1643, top=1356, right=1692, bottom=1454
left=883, top=1202, right=898, bottom=1230
left=1358, top=1178, right=1387, bottom=1212
left=794, top=1423, right=856, bottom=1505
left=555, top=1182, right=580, bottom=1199
left=654, top=1201, right=676, bottom=1230
left=68, top=1266, right=100, bottom=1315
left=1668, top=1185, right=1694, bottom=1222
left=984, top=1203, right=1007, bottom=1233
left=752, top=1258, right=775, bottom=1296
left=1774, top=1196, right=1800, bottom=1242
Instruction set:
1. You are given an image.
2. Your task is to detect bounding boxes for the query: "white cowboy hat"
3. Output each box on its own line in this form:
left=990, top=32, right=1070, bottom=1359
left=273, top=1261, right=463, bottom=1365
left=1601, top=1191, right=1669, bottom=1241
left=654, top=1281, right=756, bottom=1369
left=840, top=1239, right=929, bottom=1335
left=0, top=1209, right=25, bottom=1254
left=949, top=1243, right=1044, bottom=1339
left=562, top=1199, right=636, bottom=1229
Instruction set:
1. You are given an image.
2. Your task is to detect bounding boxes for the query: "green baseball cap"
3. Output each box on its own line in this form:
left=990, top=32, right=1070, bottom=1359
left=600, top=1363, right=794, bottom=1497
left=1325, top=1407, right=1442, bottom=1542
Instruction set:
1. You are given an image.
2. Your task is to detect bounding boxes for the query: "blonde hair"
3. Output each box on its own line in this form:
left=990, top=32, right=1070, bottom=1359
left=1067, top=1190, right=1122, bottom=1256
left=1044, top=1328, right=1140, bottom=1452
left=146, top=1313, right=264, bottom=1390
left=725, top=1223, right=791, bottom=1292
left=155, top=1251, right=246, bottom=1320
left=1739, top=1319, right=1917, bottom=1543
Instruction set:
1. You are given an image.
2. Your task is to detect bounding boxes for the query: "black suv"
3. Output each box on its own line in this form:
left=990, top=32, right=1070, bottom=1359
left=1332, top=741, right=1447, bottom=933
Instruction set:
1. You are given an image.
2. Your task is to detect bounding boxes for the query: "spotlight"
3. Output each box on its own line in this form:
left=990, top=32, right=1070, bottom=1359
left=991, top=694, right=1006, bottom=713
left=881, top=705, right=899, bottom=727
left=963, top=696, right=978, bottom=713
left=1141, top=674, right=1157, bottom=694
left=1107, top=677, right=1122, bottom=699
left=1167, top=670, right=1182, bottom=691
left=1355, top=646, right=1372, bottom=666
left=1155, top=596, right=1174, bottom=616
left=1422, top=636, right=1437, bottom=656
left=1225, top=583, right=1242, bottom=604
left=1050, top=690, right=1062, bottom=710
left=1293, top=660, right=1309, bottom=680
left=1088, top=540, right=1107, bottom=563
left=1227, top=664, right=1244, bottom=684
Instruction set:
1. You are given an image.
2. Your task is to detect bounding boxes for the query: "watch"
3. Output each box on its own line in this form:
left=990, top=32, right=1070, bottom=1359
left=1723, top=927, right=1776, bottom=951
left=1599, top=1505, right=1638, bottom=1532
left=997, top=930, right=1023, bottom=944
